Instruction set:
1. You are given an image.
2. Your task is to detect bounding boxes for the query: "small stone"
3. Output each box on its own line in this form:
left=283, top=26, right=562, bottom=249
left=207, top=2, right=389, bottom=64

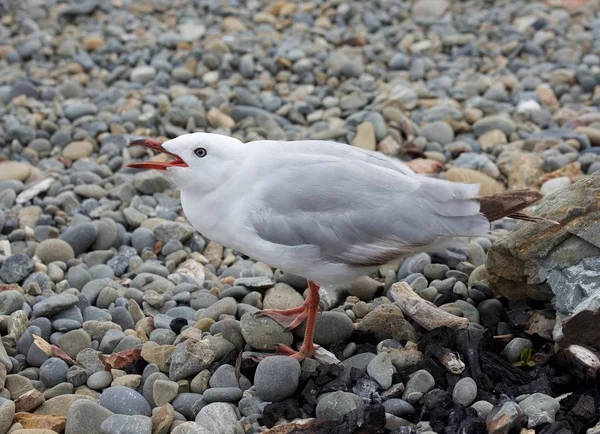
left=194, top=403, right=238, bottom=433
left=60, top=223, right=99, bottom=256
left=316, top=391, right=364, bottom=420
left=402, top=370, right=435, bottom=404
left=254, top=356, right=300, bottom=402
left=202, top=387, right=243, bottom=403
left=33, top=294, right=78, bottom=318
left=14, top=389, right=45, bottom=412
left=420, top=121, right=454, bottom=145
left=352, top=122, right=376, bottom=151
left=141, top=344, right=174, bottom=372
left=367, top=352, right=393, bottom=389
left=471, top=400, right=494, bottom=419
left=0, top=400, right=15, bottom=434
left=35, top=395, right=94, bottom=417
left=153, top=379, right=179, bottom=406
left=478, top=129, right=507, bottom=150
left=478, top=299, right=505, bottom=330
left=473, top=115, right=516, bottom=137
left=345, top=276, right=383, bottom=301
left=133, top=171, right=170, bottom=195
left=63, top=141, right=93, bottom=160
left=168, top=340, right=215, bottom=382
left=486, top=401, right=523, bottom=434
left=445, top=167, right=504, bottom=195
left=171, top=393, right=204, bottom=420
left=222, top=16, right=246, bottom=32
left=151, top=403, right=174, bottom=434
left=262, top=283, right=304, bottom=310
left=0, top=254, right=34, bottom=283
left=100, top=414, right=152, bottom=434
left=357, top=304, right=415, bottom=342
left=87, top=371, right=113, bottom=390
left=382, top=399, right=415, bottom=418
left=57, top=329, right=91, bottom=360
left=0, top=162, right=32, bottom=182
left=39, top=358, right=69, bottom=388
left=240, top=313, right=293, bottom=351
left=503, top=338, right=533, bottom=364
left=99, top=386, right=151, bottom=416
left=540, top=177, right=571, bottom=196
left=293, top=311, right=353, bottom=346
left=518, top=393, right=560, bottom=428
left=131, top=66, right=157, bottom=84
left=190, top=370, right=210, bottom=394
left=65, top=399, right=113, bottom=434
left=14, top=412, right=65, bottom=431
left=209, top=365, right=250, bottom=390
left=452, top=377, right=477, bottom=407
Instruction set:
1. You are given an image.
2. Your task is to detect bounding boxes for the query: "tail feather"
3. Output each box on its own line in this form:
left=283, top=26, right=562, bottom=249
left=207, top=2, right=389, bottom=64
left=478, top=190, right=556, bottom=224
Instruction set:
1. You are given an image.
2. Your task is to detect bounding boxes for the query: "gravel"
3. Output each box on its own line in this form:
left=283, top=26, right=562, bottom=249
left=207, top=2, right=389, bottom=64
left=0, top=0, right=597, bottom=431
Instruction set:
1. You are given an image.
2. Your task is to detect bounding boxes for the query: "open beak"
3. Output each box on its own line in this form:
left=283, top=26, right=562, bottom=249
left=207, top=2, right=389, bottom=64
left=127, top=139, right=188, bottom=171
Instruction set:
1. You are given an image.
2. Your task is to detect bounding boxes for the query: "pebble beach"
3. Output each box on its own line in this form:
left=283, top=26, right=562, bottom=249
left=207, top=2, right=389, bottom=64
left=0, top=0, right=600, bottom=433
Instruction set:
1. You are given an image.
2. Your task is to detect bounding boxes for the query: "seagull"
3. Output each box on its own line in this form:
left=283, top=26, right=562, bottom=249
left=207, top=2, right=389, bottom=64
left=128, top=133, right=548, bottom=360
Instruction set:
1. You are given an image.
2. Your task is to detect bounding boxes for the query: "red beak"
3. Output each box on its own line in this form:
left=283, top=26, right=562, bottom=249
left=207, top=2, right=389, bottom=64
left=127, top=139, right=188, bottom=170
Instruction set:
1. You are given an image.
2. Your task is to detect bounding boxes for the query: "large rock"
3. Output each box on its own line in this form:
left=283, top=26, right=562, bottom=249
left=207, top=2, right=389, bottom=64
left=486, top=175, right=600, bottom=347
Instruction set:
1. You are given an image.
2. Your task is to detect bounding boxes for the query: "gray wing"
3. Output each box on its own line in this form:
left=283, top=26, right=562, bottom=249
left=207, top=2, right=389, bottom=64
left=248, top=156, right=489, bottom=267
left=246, top=139, right=417, bottom=176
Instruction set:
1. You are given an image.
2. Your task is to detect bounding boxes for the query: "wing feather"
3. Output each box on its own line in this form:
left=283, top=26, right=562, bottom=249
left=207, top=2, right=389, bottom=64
left=247, top=147, right=490, bottom=267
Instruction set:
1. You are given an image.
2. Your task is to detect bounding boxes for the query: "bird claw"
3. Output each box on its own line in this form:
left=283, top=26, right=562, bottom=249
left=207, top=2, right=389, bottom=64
left=254, top=304, right=309, bottom=331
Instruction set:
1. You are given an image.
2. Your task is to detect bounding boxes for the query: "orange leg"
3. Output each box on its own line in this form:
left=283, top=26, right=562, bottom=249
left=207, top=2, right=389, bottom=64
left=256, top=281, right=320, bottom=361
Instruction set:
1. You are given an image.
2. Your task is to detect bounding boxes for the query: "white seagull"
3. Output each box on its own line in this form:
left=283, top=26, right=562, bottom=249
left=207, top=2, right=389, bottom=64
left=128, top=132, right=546, bottom=360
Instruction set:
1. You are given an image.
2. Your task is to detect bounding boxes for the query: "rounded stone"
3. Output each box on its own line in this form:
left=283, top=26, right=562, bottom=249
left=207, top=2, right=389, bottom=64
left=254, top=356, right=300, bottom=402
left=293, top=311, right=354, bottom=346
left=518, top=393, right=560, bottom=428
left=57, top=329, right=92, bottom=360
left=503, top=338, right=533, bottom=363
left=39, top=358, right=69, bottom=388
left=99, top=386, right=151, bottom=416
left=87, top=371, right=113, bottom=390
left=367, top=352, right=394, bottom=390
left=316, top=391, right=364, bottom=420
left=100, top=414, right=152, bottom=434
left=240, top=313, right=293, bottom=351
left=452, top=377, right=477, bottom=407
left=402, top=370, right=435, bottom=404
left=0, top=400, right=15, bottom=434
left=35, top=239, right=75, bottom=264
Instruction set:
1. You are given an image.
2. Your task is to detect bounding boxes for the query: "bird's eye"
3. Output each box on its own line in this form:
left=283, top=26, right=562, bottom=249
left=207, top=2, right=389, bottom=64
left=194, top=147, right=207, bottom=158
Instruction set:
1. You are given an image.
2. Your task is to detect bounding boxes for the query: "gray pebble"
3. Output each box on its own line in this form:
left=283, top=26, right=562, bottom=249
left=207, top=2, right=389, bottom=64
left=39, top=357, right=69, bottom=388
left=202, top=387, right=243, bottom=403
left=452, top=377, right=477, bottom=407
left=367, top=352, right=394, bottom=389
left=254, top=356, right=300, bottom=402
left=503, top=337, right=533, bottom=364
left=194, top=402, right=238, bottom=433
left=87, top=371, right=113, bottom=390
left=293, top=311, right=353, bottom=346
left=99, top=386, right=151, bottom=416
left=316, top=391, right=364, bottom=420
left=0, top=254, right=34, bottom=283
left=240, top=312, right=293, bottom=351
left=100, top=414, right=152, bottom=434
left=402, top=370, right=435, bottom=404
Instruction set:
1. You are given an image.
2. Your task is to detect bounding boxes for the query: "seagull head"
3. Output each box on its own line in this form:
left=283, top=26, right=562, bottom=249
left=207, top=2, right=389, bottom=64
left=128, top=132, right=244, bottom=191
